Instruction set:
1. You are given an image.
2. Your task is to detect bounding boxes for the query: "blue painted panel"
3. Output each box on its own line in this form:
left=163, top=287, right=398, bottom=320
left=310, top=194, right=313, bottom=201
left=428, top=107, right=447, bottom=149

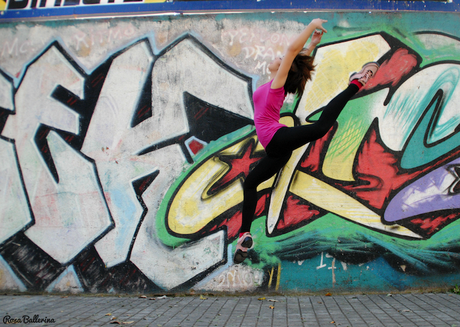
left=1, top=0, right=459, bottom=21
left=280, top=256, right=460, bottom=293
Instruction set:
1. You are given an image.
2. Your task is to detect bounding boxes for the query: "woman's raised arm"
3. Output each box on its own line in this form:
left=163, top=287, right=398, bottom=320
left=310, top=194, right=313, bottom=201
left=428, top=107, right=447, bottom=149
left=271, top=18, right=327, bottom=89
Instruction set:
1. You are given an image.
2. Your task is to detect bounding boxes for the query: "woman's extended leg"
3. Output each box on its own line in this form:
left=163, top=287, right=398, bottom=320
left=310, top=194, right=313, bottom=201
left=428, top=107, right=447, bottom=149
left=269, top=61, right=381, bottom=156
left=267, top=83, right=359, bottom=157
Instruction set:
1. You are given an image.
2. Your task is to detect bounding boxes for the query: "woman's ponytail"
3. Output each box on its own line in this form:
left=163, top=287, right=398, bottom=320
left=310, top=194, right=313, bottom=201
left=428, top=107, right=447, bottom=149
left=284, top=49, right=315, bottom=96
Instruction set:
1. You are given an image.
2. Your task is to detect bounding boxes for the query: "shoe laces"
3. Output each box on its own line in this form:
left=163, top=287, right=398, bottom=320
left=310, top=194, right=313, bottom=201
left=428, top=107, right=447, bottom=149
left=359, top=69, right=374, bottom=84
left=366, top=69, right=375, bottom=78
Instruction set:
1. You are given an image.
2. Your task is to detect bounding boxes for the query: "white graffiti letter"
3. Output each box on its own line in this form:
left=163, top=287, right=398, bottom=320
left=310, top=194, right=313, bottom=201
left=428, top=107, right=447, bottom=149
left=2, top=43, right=112, bottom=264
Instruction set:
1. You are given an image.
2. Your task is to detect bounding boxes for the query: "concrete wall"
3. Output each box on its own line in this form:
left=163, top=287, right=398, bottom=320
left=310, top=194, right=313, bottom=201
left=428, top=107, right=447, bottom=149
left=1, top=11, right=460, bottom=294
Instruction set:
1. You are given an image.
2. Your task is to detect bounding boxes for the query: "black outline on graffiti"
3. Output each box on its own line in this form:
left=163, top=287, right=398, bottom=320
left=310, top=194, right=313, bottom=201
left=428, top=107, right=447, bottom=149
left=136, top=34, right=254, bottom=163
left=0, top=69, right=14, bottom=134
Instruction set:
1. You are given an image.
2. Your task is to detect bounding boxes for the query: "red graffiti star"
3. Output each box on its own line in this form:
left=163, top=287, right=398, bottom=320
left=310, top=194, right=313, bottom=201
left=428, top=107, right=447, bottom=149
left=208, top=139, right=264, bottom=195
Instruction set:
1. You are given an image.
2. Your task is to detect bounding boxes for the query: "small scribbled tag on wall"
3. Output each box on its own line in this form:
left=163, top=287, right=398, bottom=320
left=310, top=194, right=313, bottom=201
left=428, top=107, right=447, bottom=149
left=198, top=264, right=264, bottom=293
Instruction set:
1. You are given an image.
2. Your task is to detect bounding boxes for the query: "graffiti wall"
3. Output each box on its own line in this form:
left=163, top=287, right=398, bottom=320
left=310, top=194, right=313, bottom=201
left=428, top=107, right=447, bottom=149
left=1, top=11, right=460, bottom=294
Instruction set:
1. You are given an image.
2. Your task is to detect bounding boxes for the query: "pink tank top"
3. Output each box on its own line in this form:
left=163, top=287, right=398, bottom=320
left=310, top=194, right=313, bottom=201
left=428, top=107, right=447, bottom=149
left=253, top=80, right=287, bottom=148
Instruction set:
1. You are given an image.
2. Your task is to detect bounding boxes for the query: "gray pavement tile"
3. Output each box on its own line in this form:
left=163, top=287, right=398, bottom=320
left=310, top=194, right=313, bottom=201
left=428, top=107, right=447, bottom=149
left=210, top=299, right=238, bottom=327
left=239, top=298, right=262, bottom=326
left=419, top=293, right=460, bottom=320
left=164, top=297, right=207, bottom=325
left=394, top=294, right=458, bottom=326
left=438, top=293, right=460, bottom=309
left=85, top=299, right=140, bottom=325
left=257, top=300, right=275, bottom=326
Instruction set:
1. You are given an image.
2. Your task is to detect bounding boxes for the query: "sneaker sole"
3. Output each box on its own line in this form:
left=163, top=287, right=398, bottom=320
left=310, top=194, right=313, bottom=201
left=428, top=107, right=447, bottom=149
left=234, top=249, right=248, bottom=264
left=241, top=236, right=253, bottom=249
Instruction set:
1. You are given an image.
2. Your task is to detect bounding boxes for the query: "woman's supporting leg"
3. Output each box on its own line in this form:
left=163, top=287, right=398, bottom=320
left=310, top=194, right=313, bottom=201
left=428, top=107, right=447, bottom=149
left=267, top=83, right=359, bottom=157
left=240, top=153, right=291, bottom=233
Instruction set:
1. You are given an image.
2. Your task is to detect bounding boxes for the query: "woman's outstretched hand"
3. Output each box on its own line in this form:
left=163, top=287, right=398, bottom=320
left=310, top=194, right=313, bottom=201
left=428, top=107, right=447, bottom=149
left=310, top=18, right=328, bottom=34
left=310, top=30, right=324, bottom=47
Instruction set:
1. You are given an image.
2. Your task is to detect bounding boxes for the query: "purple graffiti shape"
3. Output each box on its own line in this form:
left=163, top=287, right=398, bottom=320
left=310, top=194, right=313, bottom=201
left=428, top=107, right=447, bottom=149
left=384, top=156, right=460, bottom=222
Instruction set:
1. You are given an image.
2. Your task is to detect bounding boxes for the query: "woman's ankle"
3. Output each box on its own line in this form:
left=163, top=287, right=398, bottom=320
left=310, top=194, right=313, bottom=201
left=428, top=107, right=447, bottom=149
left=349, top=79, right=363, bottom=89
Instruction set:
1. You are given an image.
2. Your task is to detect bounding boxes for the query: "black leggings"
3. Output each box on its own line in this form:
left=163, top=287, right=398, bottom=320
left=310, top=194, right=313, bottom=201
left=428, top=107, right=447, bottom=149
left=240, top=84, right=359, bottom=233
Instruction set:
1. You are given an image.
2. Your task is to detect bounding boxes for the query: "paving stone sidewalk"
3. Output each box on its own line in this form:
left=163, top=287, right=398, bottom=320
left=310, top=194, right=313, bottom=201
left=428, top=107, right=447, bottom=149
left=1, top=293, right=460, bottom=327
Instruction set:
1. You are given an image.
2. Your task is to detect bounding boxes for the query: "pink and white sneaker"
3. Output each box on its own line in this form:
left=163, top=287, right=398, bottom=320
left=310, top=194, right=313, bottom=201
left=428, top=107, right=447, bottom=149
left=233, top=232, right=254, bottom=264
left=349, top=62, right=380, bottom=86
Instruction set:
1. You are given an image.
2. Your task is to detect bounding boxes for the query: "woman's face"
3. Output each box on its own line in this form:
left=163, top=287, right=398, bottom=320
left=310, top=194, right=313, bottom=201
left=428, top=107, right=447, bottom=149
left=268, top=57, right=282, bottom=74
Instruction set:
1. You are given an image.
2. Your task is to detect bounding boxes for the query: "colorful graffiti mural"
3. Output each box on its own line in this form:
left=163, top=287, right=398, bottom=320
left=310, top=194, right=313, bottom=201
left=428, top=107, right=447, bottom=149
left=1, top=12, right=460, bottom=294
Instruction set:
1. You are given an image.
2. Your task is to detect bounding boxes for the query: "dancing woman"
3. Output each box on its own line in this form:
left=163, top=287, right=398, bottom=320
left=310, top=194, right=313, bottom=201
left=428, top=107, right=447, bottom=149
left=234, top=18, right=379, bottom=263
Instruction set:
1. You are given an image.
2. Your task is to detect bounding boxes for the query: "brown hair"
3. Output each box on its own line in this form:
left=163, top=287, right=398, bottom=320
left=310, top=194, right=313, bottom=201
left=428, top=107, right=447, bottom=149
left=284, top=49, right=315, bottom=96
